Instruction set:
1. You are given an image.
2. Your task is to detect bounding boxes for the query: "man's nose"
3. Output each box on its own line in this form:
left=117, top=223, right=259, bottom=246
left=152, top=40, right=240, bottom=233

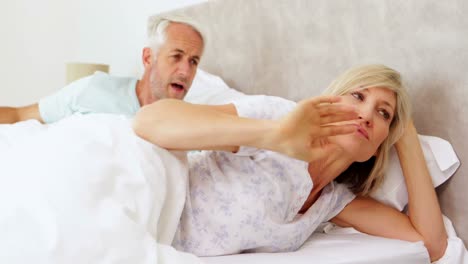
left=176, top=60, right=192, bottom=77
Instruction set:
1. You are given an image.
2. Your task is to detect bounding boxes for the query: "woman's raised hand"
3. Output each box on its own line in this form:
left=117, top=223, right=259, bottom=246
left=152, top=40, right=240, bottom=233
left=270, top=95, right=359, bottom=162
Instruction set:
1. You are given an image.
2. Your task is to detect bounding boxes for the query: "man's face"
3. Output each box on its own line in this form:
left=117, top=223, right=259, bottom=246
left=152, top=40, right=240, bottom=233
left=147, top=23, right=204, bottom=101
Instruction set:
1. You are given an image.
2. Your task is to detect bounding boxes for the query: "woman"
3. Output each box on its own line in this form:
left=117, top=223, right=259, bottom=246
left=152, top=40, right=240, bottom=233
left=133, top=64, right=447, bottom=261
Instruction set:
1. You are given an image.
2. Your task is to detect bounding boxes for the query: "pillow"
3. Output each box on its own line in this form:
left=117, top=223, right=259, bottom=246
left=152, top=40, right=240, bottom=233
left=187, top=68, right=460, bottom=211
left=371, top=135, right=460, bottom=211
left=185, top=68, right=247, bottom=105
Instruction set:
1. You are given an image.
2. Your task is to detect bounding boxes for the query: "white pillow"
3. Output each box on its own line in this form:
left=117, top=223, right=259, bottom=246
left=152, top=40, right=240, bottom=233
left=371, top=135, right=459, bottom=211
left=185, top=68, right=247, bottom=105
left=187, top=69, right=460, bottom=211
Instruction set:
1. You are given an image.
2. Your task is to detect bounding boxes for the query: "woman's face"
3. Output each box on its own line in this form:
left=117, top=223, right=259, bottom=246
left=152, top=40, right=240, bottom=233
left=330, top=87, right=397, bottom=162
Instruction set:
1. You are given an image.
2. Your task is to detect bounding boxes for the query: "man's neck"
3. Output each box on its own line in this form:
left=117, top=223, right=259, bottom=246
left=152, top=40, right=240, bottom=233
left=135, top=80, right=157, bottom=107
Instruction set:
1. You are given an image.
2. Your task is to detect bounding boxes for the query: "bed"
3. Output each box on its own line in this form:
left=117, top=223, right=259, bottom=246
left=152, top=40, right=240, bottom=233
left=1, top=0, right=467, bottom=264
left=156, top=0, right=468, bottom=263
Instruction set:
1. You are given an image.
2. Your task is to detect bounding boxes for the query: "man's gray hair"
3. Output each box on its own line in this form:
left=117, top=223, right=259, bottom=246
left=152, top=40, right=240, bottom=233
left=146, top=15, right=206, bottom=58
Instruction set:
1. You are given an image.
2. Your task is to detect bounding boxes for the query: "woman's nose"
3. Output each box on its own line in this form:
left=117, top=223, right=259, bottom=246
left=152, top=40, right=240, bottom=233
left=358, top=116, right=372, bottom=127
left=357, top=103, right=374, bottom=127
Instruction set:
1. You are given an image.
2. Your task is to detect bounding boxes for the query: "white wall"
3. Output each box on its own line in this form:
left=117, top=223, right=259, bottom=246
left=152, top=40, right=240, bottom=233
left=0, top=0, right=208, bottom=106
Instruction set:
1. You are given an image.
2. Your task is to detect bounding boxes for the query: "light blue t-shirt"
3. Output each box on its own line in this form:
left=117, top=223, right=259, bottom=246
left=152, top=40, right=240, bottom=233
left=38, top=72, right=140, bottom=123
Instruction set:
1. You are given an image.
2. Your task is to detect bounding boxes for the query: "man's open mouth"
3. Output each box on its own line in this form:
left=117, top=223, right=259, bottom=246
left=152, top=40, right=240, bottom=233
left=171, top=83, right=185, bottom=91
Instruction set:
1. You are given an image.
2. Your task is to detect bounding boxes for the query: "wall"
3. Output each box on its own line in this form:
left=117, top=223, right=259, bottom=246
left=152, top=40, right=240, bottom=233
left=0, top=0, right=208, bottom=106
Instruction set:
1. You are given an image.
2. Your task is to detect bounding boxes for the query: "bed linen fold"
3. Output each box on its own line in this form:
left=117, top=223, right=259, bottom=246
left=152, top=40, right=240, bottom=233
left=0, top=114, right=202, bottom=264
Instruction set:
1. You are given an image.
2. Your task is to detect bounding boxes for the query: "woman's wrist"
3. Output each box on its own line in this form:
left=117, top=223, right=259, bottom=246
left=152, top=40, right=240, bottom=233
left=268, top=121, right=296, bottom=156
left=252, top=119, right=282, bottom=152
left=395, top=121, right=418, bottom=152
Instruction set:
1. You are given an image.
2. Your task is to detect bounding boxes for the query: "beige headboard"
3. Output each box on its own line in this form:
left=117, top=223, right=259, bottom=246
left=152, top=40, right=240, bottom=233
left=155, top=0, right=468, bottom=245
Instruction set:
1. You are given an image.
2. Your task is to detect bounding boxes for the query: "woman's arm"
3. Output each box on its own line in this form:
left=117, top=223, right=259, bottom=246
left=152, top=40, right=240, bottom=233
left=332, top=122, right=448, bottom=262
left=133, top=96, right=358, bottom=162
left=394, top=121, right=447, bottom=260
left=331, top=196, right=424, bottom=242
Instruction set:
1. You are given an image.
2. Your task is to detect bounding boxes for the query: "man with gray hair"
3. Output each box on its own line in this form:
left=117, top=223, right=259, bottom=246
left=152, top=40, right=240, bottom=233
left=0, top=16, right=205, bottom=124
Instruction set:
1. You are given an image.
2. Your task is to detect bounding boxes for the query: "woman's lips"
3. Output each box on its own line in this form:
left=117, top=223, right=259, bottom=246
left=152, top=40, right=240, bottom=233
left=356, top=125, right=369, bottom=140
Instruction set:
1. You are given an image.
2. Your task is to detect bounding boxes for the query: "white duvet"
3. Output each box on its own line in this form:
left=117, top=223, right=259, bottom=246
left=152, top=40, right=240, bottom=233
left=0, top=114, right=202, bottom=264
left=1, top=114, right=466, bottom=264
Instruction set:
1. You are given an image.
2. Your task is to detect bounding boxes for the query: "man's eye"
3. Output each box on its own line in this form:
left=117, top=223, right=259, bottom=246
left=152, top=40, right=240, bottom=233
left=190, top=59, right=199, bottom=66
left=351, top=91, right=364, bottom=101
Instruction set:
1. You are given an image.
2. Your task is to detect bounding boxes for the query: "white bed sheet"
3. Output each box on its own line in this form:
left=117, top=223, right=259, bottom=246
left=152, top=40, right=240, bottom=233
left=202, top=232, right=429, bottom=264
left=202, top=216, right=467, bottom=264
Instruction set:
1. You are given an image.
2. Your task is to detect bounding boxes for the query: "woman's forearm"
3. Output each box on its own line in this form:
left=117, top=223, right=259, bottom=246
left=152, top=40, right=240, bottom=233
left=133, top=97, right=358, bottom=161
left=133, top=99, right=276, bottom=152
left=395, top=123, right=447, bottom=261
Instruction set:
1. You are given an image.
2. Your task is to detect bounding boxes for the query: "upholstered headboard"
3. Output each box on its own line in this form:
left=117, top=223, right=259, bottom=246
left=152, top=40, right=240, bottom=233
left=155, top=0, right=468, bottom=245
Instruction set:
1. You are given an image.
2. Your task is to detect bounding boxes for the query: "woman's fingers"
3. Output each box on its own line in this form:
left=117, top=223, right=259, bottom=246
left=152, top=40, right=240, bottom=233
left=297, top=96, right=359, bottom=136
left=317, top=124, right=357, bottom=137
left=319, top=112, right=359, bottom=125
left=317, top=103, right=358, bottom=118
left=279, top=95, right=360, bottom=162
left=299, top=96, right=357, bottom=122
left=306, top=95, right=343, bottom=105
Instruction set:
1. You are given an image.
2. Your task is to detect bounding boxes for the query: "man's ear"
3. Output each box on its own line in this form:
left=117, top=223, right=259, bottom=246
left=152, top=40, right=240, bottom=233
left=142, top=47, right=154, bottom=67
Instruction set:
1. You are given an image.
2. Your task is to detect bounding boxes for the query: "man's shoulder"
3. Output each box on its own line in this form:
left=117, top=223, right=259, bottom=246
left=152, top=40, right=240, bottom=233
left=86, top=71, right=137, bottom=92
left=38, top=72, right=139, bottom=123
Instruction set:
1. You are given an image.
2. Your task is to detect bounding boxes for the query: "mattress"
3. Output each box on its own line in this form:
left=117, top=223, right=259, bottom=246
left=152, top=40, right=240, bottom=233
left=202, top=229, right=429, bottom=264
left=202, top=217, right=468, bottom=264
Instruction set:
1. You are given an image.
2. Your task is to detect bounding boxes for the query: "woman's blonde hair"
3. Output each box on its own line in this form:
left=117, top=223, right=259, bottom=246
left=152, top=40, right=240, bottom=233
left=322, top=64, right=412, bottom=195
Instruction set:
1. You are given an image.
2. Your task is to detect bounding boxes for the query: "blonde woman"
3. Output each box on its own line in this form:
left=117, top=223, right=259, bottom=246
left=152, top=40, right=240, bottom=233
left=133, top=64, right=447, bottom=261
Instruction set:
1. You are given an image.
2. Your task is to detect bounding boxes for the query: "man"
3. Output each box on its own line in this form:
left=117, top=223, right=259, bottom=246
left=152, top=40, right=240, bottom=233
left=0, top=16, right=205, bottom=124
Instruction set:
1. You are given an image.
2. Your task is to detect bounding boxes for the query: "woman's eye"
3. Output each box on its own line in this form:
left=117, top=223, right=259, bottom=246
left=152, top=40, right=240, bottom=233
left=379, top=109, right=391, bottom=120
left=351, top=91, right=364, bottom=101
